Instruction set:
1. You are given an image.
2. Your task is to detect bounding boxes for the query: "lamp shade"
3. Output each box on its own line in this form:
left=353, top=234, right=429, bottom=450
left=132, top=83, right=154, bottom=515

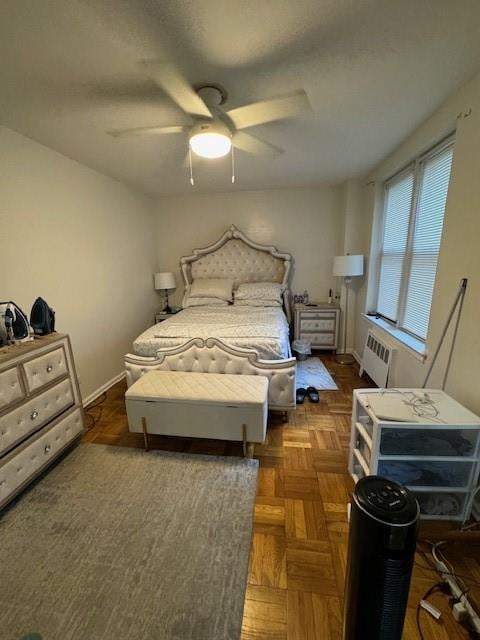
left=154, top=272, right=176, bottom=290
left=333, top=255, right=364, bottom=277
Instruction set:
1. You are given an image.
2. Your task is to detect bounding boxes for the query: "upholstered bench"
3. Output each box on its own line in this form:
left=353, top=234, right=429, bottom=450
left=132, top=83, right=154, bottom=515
left=125, top=370, right=269, bottom=456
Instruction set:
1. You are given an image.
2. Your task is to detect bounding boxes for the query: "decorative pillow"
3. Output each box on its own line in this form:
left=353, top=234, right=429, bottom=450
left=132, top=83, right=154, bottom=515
left=235, top=298, right=282, bottom=308
left=183, top=296, right=229, bottom=308
left=190, top=278, right=234, bottom=302
left=235, top=282, right=284, bottom=304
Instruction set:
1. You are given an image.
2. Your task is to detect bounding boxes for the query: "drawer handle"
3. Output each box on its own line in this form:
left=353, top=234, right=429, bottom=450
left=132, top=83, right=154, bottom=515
left=31, top=410, right=39, bottom=420
left=46, top=365, right=53, bottom=373
left=44, top=445, right=51, bottom=454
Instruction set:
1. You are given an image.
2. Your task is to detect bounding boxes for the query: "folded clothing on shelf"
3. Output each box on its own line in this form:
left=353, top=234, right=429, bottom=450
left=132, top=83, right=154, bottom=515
left=380, top=430, right=472, bottom=457
left=378, top=461, right=468, bottom=487
left=416, top=493, right=462, bottom=516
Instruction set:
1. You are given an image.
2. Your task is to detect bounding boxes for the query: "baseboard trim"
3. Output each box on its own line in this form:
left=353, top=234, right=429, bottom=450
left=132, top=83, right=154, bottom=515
left=82, top=371, right=125, bottom=408
left=352, top=350, right=362, bottom=364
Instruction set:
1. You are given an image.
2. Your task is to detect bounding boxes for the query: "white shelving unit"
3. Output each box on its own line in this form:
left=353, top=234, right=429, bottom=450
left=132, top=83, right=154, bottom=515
left=349, top=389, right=480, bottom=521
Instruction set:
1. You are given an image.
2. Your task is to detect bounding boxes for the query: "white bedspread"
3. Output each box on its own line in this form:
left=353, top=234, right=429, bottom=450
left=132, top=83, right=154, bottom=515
left=133, top=306, right=291, bottom=360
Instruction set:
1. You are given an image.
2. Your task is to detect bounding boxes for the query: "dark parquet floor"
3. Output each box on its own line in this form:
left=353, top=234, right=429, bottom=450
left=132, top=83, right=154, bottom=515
left=84, top=354, right=480, bottom=639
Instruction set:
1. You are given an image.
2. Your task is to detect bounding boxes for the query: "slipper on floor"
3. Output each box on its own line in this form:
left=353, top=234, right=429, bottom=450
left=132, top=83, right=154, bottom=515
left=296, top=388, right=307, bottom=404
left=306, top=386, right=320, bottom=403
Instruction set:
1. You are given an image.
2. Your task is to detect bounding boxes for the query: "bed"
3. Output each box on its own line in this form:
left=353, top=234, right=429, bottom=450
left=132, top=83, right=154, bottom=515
left=125, top=225, right=296, bottom=412
left=133, top=306, right=291, bottom=360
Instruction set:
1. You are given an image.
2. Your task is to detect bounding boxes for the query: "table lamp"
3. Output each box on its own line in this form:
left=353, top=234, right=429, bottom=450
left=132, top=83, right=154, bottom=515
left=154, top=272, right=176, bottom=313
left=333, top=255, right=364, bottom=364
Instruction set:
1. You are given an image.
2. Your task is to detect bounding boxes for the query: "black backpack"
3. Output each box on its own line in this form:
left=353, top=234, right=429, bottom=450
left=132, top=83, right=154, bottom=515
left=30, top=297, right=55, bottom=335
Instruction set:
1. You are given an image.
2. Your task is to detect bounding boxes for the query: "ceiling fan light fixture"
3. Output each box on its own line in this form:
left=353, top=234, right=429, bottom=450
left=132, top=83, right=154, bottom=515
left=189, top=121, right=231, bottom=159
left=190, top=132, right=231, bottom=158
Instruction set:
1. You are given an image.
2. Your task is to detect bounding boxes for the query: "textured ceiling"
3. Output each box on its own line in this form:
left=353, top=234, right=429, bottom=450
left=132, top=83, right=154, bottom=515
left=1, top=1, right=480, bottom=196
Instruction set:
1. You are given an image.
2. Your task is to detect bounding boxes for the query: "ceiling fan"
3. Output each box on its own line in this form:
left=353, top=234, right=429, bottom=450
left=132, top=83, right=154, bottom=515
left=107, top=61, right=310, bottom=183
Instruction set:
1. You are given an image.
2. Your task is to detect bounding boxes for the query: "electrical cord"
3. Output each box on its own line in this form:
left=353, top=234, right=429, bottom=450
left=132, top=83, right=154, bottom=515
left=431, top=541, right=470, bottom=595
left=418, top=541, right=473, bottom=594
left=416, top=582, right=445, bottom=640
left=414, top=556, right=480, bottom=588
left=84, top=392, right=107, bottom=431
left=416, top=540, right=480, bottom=638
left=376, top=388, right=445, bottom=423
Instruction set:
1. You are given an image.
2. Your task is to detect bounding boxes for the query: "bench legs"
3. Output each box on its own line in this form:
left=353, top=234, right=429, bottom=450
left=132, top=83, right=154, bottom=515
left=141, top=417, right=254, bottom=458
left=242, top=424, right=247, bottom=457
left=242, top=424, right=255, bottom=459
left=141, top=416, right=149, bottom=452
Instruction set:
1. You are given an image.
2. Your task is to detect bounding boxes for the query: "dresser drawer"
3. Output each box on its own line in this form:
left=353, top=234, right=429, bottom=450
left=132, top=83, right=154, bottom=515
left=0, top=366, right=25, bottom=411
left=300, top=332, right=336, bottom=346
left=300, top=318, right=335, bottom=332
left=0, top=378, right=74, bottom=457
left=0, top=407, right=83, bottom=507
left=23, top=346, right=68, bottom=393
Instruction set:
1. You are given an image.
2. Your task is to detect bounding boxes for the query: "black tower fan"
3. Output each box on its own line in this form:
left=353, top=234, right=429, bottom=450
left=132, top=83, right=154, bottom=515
left=343, top=476, right=419, bottom=640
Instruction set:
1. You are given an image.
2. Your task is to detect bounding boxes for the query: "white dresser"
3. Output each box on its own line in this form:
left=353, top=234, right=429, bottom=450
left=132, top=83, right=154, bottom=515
left=0, top=333, right=85, bottom=509
left=293, top=303, right=340, bottom=350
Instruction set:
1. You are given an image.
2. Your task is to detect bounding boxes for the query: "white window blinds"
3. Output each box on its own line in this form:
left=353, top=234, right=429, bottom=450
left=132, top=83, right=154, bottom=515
left=377, top=171, right=414, bottom=322
left=402, top=146, right=453, bottom=339
left=376, top=137, right=454, bottom=341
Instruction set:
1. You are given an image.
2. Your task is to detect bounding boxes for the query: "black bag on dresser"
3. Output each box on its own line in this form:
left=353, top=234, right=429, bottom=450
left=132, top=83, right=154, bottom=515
left=30, top=297, right=55, bottom=335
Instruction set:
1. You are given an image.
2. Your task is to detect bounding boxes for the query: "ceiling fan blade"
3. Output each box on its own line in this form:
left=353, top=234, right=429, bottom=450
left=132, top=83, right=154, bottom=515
left=227, top=89, right=310, bottom=130
left=107, top=125, right=188, bottom=137
left=233, top=131, right=284, bottom=156
left=140, top=61, right=212, bottom=119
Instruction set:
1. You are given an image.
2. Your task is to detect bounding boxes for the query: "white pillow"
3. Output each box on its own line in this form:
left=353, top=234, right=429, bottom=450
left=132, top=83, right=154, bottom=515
left=235, top=282, right=284, bottom=304
left=184, top=296, right=229, bottom=308
left=235, top=298, right=282, bottom=308
left=190, top=278, right=234, bottom=302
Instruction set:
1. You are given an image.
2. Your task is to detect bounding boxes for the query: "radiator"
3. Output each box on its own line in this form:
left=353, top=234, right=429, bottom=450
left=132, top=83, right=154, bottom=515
left=360, top=331, right=395, bottom=387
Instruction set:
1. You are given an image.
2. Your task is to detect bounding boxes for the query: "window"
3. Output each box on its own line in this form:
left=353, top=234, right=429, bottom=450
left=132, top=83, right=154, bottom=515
left=376, top=136, right=454, bottom=341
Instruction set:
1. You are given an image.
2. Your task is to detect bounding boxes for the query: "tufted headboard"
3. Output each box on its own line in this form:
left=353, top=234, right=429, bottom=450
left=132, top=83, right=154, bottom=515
left=180, top=225, right=293, bottom=322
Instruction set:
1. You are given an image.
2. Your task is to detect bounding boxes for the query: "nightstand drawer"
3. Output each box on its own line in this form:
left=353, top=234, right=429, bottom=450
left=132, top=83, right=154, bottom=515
left=294, top=304, right=339, bottom=350
left=299, top=311, right=336, bottom=320
left=300, top=318, right=335, bottom=332
left=300, top=332, right=336, bottom=346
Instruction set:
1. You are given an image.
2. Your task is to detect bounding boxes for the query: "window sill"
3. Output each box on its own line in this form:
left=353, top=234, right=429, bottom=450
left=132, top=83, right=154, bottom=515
left=362, top=314, right=427, bottom=362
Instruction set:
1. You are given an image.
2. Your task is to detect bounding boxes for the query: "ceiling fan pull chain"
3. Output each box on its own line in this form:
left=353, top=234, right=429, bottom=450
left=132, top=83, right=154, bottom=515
left=231, top=143, right=236, bottom=184
left=189, top=146, right=195, bottom=186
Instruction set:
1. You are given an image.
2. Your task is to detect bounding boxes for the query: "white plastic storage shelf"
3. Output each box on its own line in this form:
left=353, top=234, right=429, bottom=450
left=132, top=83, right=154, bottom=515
left=348, top=389, right=480, bottom=521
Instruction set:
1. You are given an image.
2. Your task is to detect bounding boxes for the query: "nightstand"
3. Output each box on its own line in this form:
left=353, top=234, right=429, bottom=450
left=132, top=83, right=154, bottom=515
left=155, top=310, right=179, bottom=324
left=293, top=303, right=340, bottom=350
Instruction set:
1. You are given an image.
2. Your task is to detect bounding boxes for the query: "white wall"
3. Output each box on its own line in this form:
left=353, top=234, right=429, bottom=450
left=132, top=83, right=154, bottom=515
left=0, top=127, right=157, bottom=401
left=154, top=187, right=342, bottom=308
left=337, top=179, right=370, bottom=354
left=355, top=71, right=480, bottom=415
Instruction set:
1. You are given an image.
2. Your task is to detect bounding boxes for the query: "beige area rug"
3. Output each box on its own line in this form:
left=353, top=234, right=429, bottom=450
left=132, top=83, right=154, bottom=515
left=296, top=356, right=338, bottom=390
left=0, top=443, right=258, bottom=640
